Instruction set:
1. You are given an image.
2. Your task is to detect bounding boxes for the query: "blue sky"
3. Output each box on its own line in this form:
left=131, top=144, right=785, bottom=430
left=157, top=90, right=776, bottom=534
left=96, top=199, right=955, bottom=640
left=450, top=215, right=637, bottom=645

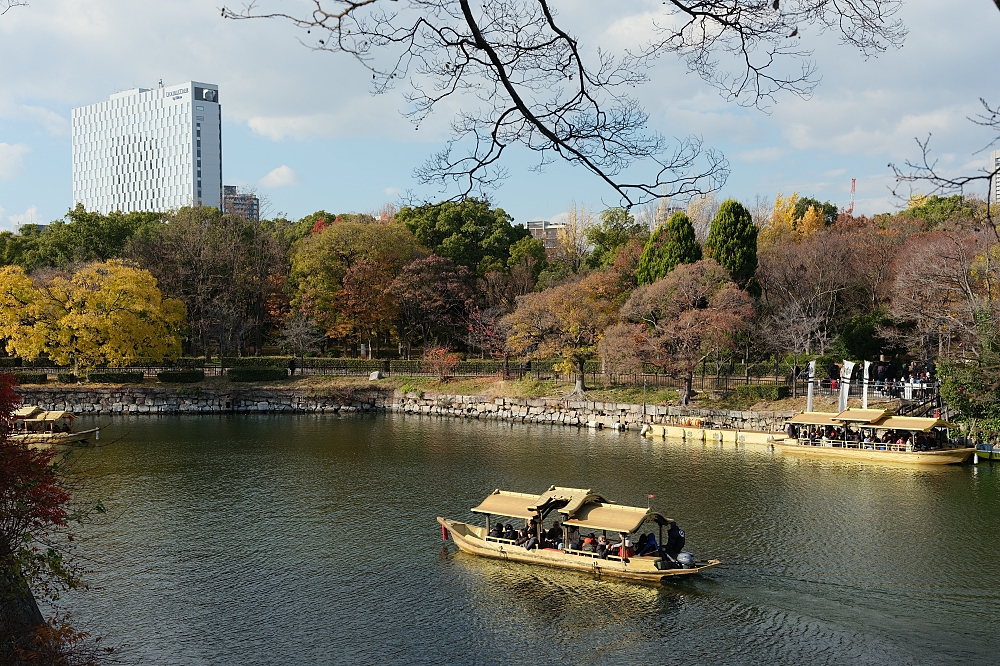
left=1, top=1, right=999, bottom=231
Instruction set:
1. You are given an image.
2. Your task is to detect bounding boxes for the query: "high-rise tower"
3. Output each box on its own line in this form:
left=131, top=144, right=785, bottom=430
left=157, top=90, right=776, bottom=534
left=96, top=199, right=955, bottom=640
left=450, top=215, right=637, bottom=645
left=71, top=81, right=221, bottom=213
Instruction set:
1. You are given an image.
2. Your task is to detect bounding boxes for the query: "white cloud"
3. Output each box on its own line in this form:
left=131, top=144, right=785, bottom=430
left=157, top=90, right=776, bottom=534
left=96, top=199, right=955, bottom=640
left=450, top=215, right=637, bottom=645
left=383, top=186, right=402, bottom=197
left=0, top=142, right=30, bottom=179
left=259, top=165, right=299, bottom=188
left=0, top=102, right=69, bottom=136
left=0, top=204, right=39, bottom=232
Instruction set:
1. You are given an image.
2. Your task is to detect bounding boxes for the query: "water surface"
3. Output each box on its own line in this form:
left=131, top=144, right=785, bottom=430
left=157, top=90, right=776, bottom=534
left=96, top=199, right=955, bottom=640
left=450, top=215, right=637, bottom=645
left=62, top=414, right=1000, bottom=665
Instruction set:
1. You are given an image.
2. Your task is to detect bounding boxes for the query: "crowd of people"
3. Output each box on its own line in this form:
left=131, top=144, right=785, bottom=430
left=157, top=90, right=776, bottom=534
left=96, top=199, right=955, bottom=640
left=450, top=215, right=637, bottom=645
left=486, top=517, right=686, bottom=560
left=787, top=424, right=945, bottom=451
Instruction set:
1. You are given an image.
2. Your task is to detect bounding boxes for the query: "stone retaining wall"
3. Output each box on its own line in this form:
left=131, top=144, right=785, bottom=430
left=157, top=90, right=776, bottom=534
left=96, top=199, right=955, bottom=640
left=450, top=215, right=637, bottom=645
left=15, top=386, right=795, bottom=432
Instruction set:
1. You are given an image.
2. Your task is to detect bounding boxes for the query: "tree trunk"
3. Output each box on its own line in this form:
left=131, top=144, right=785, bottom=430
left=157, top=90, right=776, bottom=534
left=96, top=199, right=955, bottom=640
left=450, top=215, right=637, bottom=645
left=0, top=569, right=45, bottom=655
left=680, top=371, right=693, bottom=405
left=574, top=358, right=587, bottom=393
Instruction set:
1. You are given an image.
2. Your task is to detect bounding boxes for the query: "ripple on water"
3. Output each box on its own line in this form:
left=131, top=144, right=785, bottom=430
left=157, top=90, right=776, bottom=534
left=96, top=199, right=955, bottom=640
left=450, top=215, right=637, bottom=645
left=53, top=413, right=1000, bottom=665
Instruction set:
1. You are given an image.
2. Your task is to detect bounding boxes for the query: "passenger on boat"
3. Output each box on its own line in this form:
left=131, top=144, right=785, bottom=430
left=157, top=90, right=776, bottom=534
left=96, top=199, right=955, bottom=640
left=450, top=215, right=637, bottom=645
left=515, top=526, right=531, bottom=547
left=596, top=536, right=608, bottom=559
left=489, top=524, right=502, bottom=538
left=664, top=522, right=686, bottom=557
left=503, top=524, right=517, bottom=540
left=581, top=534, right=596, bottom=552
left=566, top=525, right=581, bottom=550
left=544, top=521, right=562, bottom=548
left=636, top=533, right=659, bottom=556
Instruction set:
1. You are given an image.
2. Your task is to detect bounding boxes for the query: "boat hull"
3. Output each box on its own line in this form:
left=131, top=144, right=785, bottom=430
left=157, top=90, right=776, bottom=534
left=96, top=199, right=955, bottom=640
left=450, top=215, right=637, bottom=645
left=776, top=439, right=974, bottom=465
left=8, top=427, right=100, bottom=447
left=975, top=446, right=1000, bottom=461
left=437, top=517, right=720, bottom=584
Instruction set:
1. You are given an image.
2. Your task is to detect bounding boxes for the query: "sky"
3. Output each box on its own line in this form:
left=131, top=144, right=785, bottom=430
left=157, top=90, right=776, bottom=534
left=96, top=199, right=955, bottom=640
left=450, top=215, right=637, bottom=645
left=1, top=0, right=999, bottom=231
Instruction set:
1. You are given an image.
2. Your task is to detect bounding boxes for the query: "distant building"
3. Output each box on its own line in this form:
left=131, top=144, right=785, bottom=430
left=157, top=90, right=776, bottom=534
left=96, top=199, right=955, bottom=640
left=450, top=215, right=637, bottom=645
left=992, top=150, right=1000, bottom=206
left=71, top=81, right=222, bottom=213
left=526, top=219, right=567, bottom=254
left=222, top=185, right=260, bottom=220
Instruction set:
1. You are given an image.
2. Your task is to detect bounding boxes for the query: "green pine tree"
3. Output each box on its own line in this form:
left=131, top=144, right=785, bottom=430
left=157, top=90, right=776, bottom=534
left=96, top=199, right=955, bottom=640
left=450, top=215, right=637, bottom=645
left=703, top=200, right=758, bottom=288
left=635, top=211, right=702, bottom=285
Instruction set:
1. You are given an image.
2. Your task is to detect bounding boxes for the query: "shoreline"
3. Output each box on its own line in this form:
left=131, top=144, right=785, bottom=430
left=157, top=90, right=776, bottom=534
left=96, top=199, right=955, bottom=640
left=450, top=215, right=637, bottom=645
left=14, top=384, right=795, bottom=433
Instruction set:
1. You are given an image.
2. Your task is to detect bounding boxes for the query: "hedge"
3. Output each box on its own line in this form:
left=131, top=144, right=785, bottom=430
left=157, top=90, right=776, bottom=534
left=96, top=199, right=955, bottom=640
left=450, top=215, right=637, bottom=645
left=227, top=366, right=288, bottom=382
left=87, top=371, right=145, bottom=384
left=734, top=384, right=791, bottom=402
left=0, top=357, right=23, bottom=368
left=173, top=357, right=207, bottom=368
left=57, top=372, right=77, bottom=384
left=14, top=372, right=46, bottom=384
left=221, top=356, right=294, bottom=368
left=157, top=369, right=206, bottom=383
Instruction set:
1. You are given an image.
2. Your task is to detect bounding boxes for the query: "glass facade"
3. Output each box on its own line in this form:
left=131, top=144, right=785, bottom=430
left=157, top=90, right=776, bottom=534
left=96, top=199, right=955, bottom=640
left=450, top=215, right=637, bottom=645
left=993, top=151, right=1000, bottom=206
left=71, top=81, right=222, bottom=214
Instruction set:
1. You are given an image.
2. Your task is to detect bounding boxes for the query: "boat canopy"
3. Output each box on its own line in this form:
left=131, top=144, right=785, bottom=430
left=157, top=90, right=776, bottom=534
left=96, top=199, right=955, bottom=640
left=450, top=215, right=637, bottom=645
left=787, top=412, right=840, bottom=426
left=471, top=490, right=540, bottom=519
left=787, top=410, right=953, bottom=432
left=471, top=485, right=671, bottom=533
left=867, top=416, right=955, bottom=432
left=562, top=502, right=671, bottom=534
left=12, top=406, right=43, bottom=419
left=834, top=408, right=891, bottom=423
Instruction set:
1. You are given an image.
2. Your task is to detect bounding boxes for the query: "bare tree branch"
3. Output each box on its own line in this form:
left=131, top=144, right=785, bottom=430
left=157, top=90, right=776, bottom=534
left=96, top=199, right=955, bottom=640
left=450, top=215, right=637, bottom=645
left=222, top=1, right=905, bottom=206
left=0, top=1, right=27, bottom=16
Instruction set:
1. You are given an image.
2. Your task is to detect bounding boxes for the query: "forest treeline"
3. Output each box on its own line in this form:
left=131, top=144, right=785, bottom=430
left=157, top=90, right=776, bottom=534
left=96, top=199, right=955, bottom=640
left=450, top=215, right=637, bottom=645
left=1, top=193, right=999, bottom=426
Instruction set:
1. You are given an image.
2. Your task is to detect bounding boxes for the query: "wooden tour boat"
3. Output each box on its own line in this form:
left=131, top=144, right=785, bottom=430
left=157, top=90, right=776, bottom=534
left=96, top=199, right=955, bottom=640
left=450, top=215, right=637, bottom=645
left=779, top=409, right=973, bottom=465
left=8, top=406, right=100, bottom=446
left=438, top=485, right=721, bottom=584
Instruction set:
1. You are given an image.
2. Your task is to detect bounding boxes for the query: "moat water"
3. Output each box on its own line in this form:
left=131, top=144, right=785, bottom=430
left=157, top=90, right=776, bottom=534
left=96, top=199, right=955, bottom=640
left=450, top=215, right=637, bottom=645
left=60, top=413, right=1000, bottom=665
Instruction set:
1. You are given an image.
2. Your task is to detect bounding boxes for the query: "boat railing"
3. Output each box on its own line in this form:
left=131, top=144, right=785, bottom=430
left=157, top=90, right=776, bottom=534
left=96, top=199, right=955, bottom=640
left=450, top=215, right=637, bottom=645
left=796, top=437, right=924, bottom=452
left=485, top=536, right=517, bottom=545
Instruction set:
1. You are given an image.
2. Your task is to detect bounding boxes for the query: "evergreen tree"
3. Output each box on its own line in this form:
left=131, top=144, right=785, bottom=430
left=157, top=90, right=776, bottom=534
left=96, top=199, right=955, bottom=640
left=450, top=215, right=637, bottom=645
left=635, top=211, right=701, bottom=285
left=704, top=200, right=758, bottom=288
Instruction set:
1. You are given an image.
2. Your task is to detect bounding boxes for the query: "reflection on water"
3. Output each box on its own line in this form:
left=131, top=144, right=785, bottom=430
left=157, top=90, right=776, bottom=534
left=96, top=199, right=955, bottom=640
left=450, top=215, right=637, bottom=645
left=59, top=413, right=1000, bottom=665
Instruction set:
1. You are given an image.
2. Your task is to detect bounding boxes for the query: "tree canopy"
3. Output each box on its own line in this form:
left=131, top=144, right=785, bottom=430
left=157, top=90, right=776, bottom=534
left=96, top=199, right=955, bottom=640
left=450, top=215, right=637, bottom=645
left=636, top=211, right=702, bottom=285
left=396, top=199, right=527, bottom=275
left=704, top=200, right=758, bottom=288
left=586, top=208, right=648, bottom=269
left=0, top=261, right=186, bottom=371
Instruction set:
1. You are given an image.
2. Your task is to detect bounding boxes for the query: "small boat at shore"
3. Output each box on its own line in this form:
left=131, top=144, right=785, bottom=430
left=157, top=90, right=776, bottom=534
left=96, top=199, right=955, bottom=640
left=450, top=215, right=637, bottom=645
left=975, top=443, right=1000, bottom=462
left=779, top=409, right=973, bottom=465
left=438, top=485, right=720, bottom=584
left=7, top=406, right=100, bottom=446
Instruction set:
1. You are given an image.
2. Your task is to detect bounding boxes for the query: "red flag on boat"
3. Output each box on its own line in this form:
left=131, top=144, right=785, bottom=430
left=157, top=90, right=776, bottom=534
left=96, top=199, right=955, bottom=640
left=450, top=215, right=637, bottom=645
left=648, top=494, right=655, bottom=499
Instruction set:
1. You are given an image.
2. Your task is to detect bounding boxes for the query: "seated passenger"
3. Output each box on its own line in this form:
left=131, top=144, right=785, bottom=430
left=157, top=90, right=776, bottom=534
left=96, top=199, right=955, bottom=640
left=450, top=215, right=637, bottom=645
left=635, top=533, right=648, bottom=554
left=544, top=521, right=562, bottom=548
left=581, top=534, right=596, bottom=552
left=488, top=524, right=501, bottom=538
left=637, top=532, right=658, bottom=556
left=503, top=524, right=517, bottom=540
left=514, top=528, right=530, bottom=547
left=566, top=525, right=581, bottom=550
left=596, top=536, right=608, bottom=559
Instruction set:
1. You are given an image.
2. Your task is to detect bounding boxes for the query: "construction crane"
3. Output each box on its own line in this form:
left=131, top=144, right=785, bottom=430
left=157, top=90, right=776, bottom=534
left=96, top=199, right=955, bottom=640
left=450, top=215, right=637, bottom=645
left=846, top=178, right=856, bottom=215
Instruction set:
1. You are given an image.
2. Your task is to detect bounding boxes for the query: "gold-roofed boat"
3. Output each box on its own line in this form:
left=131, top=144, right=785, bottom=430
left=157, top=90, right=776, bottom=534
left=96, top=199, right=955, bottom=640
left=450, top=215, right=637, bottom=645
left=779, top=409, right=972, bottom=464
left=8, top=407, right=100, bottom=446
left=437, top=485, right=720, bottom=584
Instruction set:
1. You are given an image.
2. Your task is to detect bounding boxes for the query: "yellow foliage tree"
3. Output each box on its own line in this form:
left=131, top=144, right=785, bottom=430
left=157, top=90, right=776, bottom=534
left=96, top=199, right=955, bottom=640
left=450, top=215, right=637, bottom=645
left=759, top=192, right=798, bottom=248
left=797, top=205, right=825, bottom=237
left=0, top=260, right=186, bottom=372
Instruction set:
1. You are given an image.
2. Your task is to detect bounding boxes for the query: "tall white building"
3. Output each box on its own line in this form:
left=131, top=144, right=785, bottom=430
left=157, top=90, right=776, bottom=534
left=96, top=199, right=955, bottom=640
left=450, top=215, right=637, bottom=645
left=71, top=81, right=221, bottom=213
left=991, top=149, right=1000, bottom=206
